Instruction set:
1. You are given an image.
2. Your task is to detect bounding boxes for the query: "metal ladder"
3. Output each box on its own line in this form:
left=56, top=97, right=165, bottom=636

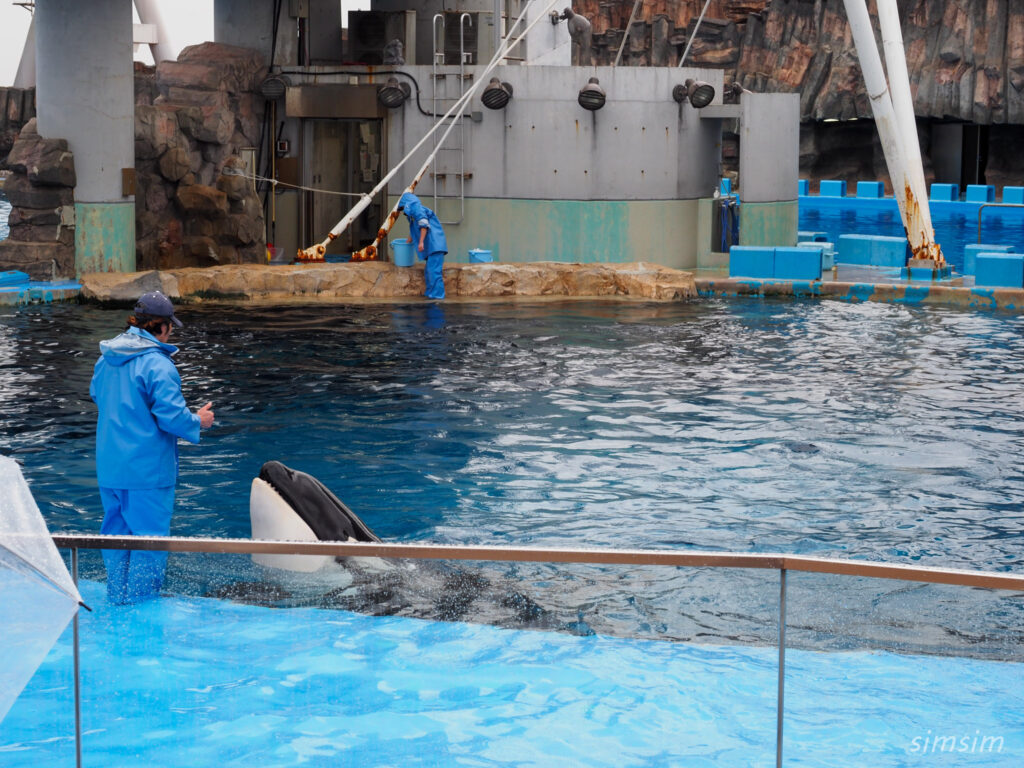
left=431, top=13, right=473, bottom=225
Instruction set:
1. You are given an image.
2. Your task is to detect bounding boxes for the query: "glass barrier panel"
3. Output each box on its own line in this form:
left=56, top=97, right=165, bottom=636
left=785, top=571, right=1024, bottom=766
left=5, top=548, right=783, bottom=766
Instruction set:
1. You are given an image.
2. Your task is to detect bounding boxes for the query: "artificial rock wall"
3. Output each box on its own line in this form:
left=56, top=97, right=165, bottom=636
left=134, top=43, right=267, bottom=270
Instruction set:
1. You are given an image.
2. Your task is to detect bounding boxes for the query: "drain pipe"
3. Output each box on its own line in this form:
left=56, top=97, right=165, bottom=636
left=877, top=1, right=942, bottom=263
left=841, top=0, right=934, bottom=264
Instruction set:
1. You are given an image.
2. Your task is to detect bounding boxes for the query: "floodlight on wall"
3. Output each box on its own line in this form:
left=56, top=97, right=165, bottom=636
left=481, top=78, right=514, bottom=110
left=577, top=77, right=606, bottom=111
left=259, top=75, right=290, bottom=101
left=377, top=77, right=412, bottom=109
left=673, top=78, right=715, bottom=108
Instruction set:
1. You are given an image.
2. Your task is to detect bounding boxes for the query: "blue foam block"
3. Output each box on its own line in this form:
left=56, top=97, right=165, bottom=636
left=798, top=241, right=835, bottom=270
left=775, top=247, right=822, bottom=280
left=930, top=183, right=959, bottom=202
left=0, top=271, right=31, bottom=288
left=837, top=234, right=910, bottom=267
left=975, top=253, right=1024, bottom=288
left=963, top=243, right=1013, bottom=275
left=965, top=184, right=995, bottom=203
left=1002, top=187, right=1024, bottom=205
left=819, top=180, right=847, bottom=197
left=798, top=179, right=809, bottom=196
left=856, top=181, right=885, bottom=198
left=729, top=246, right=774, bottom=278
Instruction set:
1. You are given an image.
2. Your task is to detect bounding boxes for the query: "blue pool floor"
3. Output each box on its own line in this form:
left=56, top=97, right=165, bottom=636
left=2, top=582, right=1022, bottom=767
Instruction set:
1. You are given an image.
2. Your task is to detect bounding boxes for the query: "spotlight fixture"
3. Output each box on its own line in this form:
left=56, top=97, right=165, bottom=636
left=481, top=78, right=514, bottom=110
left=674, top=78, right=715, bottom=109
left=377, top=77, right=411, bottom=109
left=577, top=77, right=606, bottom=111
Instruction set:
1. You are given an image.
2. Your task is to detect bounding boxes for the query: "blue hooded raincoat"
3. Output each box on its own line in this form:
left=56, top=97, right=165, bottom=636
left=90, top=326, right=201, bottom=603
left=399, top=192, right=447, bottom=299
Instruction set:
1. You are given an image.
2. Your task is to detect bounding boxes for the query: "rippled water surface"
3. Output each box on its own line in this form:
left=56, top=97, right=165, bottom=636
left=2, top=299, right=1023, bottom=648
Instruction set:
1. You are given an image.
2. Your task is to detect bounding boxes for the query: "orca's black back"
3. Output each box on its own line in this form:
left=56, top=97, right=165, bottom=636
left=258, top=461, right=381, bottom=543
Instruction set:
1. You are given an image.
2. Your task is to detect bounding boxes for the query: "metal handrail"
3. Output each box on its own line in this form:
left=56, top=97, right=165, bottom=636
left=53, top=534, right=1024, bottom=768
left=52, top=534, right=1024, bottom=591
left=977, top=201, right=1024, bottom=242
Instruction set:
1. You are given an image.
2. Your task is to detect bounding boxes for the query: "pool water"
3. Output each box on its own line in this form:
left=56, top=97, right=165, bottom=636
left=2, top=299, right=1024, bottom=763
left=2, top=581, right=1022, bottom=767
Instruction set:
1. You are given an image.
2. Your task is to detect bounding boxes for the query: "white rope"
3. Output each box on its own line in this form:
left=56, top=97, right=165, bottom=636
left=678, top=0, right=713, bottom=67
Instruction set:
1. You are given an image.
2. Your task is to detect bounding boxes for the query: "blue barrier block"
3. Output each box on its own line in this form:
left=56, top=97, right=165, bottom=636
left=930, top=183, right=959, bottom=201
left=729, top=246, right=774, bottom=278
left=1002, top=186, right=1024, bottom=205
left=0, top=271, right=31, bottom=288
left=798, top=179, right=809, bottom=196
left=777, top=246, right=823, bottom=280
left=856, top=181, right=885, bottom=198
left=797, top=230, right=828, bottom=242
left=720, top=178, right=732, bottom=195
left=975, top=253, right=1024, bottom=288
left=963, top=243, right=1013, bottom=275
left=965, top=184, right=995, bottom=203
left=798, top=241, right=835, bottom=270
left=819, top=180, right=847, bottom=197
left=837, top=234, right=910, bottom=267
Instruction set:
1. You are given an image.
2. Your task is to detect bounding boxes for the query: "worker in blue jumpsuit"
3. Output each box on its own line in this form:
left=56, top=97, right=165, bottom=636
left=399, top=191, right=448, bottom=300
left=90, top=291, right=214, bottom=604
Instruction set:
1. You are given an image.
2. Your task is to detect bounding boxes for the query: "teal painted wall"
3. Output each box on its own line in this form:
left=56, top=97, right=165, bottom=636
left=386, top=196, right=705, bottom=269
left=75, top=202, right=135, bottom=276
left=738, top=200, right=798, bottom=247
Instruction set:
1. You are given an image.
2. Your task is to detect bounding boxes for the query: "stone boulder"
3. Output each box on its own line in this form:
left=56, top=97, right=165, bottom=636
left=174, top=184, right=229, bottom=218
left=135, top=104, right=188, bottom=160
left=5, top=121, right=76, bottom=187
left=157, top=43, right=266, bottom=96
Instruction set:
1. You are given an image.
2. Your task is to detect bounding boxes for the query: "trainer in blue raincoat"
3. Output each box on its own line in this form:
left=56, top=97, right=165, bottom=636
left=90, top=291, right=214, bottom=604
left=399, top=191, right=447, bottom=299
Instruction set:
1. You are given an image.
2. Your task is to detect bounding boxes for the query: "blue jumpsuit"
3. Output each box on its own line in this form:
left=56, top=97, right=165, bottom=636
left=399, top=192, right=448, bottom=299
left=90, top=326, right=201, bottom=604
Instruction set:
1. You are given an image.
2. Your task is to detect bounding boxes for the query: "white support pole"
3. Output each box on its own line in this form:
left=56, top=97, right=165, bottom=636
left=840, top=0, right=913, bottom=251
left=13, top=15, right=36, bottom=89
left=877, top=0, right=942, bottom=262
left=134, top=0, right=177, bottom=65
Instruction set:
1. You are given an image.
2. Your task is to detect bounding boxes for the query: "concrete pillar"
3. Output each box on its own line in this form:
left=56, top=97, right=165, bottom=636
left=215, top=0, right=295, bottom=66
left=134, top=0, right=178, bottom=65
left=35, top=0, right=135, bottom=275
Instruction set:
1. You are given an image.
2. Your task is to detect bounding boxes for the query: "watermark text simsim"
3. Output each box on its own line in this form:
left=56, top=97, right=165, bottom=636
left=909, top=730, right=1003, bottom=755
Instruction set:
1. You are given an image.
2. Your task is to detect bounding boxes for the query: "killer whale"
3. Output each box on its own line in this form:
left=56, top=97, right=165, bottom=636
left=249, top=460, right=380, bottom=572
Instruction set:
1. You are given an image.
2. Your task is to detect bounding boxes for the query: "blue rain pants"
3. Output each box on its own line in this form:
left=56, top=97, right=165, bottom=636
left=99, top=486, right=175, bottom=604
left=424, top=251, right=445, bottom=300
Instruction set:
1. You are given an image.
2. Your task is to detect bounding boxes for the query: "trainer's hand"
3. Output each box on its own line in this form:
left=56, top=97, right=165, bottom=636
left=197, top=402, right=215, bottom=429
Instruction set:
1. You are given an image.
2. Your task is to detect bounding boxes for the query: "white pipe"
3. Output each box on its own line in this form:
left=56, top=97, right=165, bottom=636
left=310, top=0, right=562, bottom=254
left=678, top=0, right=712, bottom=67
left=614, top=0, right=643, bottom=67
left=840, top=0, right=913, bottom=250
left=877, top=0, right=942, bottom=262
left=14, top=15, right=35, bottom=89
left=134, top=0, right=177, bottom=65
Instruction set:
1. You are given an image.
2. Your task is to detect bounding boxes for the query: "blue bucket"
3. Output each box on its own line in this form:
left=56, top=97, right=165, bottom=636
left=391, top=240, right=416, bottom=267
left=469, top=248, right=493, bottom=263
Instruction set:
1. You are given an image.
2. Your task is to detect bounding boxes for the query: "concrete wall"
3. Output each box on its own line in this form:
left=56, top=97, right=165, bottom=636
left=388, top=64, right=725, bottom=201
left=387, top=195, right=702, bottom=267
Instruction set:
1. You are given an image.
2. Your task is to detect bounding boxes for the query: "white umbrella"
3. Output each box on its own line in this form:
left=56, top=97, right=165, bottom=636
left=0, top=455, right=84, bottom=723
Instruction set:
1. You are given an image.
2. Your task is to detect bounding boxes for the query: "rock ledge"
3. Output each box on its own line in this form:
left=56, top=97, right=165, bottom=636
left=79, top=261, right=697, bottom=303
